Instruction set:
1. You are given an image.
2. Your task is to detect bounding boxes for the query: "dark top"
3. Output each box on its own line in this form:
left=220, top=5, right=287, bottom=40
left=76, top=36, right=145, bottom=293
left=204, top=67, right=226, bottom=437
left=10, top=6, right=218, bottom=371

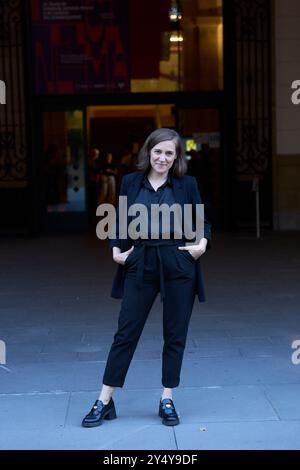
left=89, top=157, right=102, bottom=183
left=109, top=171, right=212, bottom=303
left=102, top=162, right=117, bottom=176
left=133, top=171, right=178, bottom=240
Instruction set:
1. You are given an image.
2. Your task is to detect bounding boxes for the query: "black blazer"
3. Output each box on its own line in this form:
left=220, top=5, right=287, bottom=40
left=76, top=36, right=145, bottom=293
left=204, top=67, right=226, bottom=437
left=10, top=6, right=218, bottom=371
left=109, top=171, right=212, bottom=303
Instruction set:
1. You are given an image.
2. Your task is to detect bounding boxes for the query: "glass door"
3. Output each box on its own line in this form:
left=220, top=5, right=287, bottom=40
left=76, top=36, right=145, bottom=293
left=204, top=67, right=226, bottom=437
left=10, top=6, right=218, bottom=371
left=42, top=109, right=87, bottom=231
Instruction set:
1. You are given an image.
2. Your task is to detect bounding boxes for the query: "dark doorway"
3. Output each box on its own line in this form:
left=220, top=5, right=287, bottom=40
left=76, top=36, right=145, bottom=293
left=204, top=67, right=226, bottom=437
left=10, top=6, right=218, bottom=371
left=89, top=117, right=155, bottom=163
left=89, top=116, right=156, bottom=195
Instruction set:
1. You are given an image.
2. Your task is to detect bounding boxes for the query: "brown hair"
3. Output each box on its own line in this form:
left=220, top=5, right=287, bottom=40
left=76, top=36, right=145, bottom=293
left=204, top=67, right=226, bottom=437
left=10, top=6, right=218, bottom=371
left=136, top=128, right=187, bottom=177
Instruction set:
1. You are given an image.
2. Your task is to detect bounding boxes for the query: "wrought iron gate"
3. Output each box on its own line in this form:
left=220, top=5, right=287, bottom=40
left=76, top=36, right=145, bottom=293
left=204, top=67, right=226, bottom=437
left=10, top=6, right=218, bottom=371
left=0, top=0, right=30, bottom=233
left=224, top=0, right=273, bottom=229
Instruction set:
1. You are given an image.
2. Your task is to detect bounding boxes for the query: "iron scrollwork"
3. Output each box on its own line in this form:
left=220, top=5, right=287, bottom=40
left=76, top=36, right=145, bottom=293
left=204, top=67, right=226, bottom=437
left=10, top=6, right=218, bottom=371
left=0, top=0, right=27, bottom=185
left=234, top=0, right=272, bottom=175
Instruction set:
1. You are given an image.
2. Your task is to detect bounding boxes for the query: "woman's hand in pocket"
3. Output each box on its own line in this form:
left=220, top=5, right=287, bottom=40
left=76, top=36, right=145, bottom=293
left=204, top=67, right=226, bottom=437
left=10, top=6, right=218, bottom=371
left=178, top=238, right=207, bottom=260
left=112, top=246, right=134, bottom=265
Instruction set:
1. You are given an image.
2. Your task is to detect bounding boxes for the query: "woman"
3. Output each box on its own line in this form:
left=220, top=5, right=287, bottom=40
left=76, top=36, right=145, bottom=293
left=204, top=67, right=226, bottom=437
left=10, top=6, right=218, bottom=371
left=87, top=148, right=102, bottom=223
left=82, top=128, right=212, bottom=428
left=98, top=152, right=118, bottom=206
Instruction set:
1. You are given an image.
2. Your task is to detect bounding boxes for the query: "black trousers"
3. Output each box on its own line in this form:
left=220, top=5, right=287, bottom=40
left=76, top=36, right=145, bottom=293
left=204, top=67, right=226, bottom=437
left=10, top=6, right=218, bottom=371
left=103, top=240, right=196, bottom=388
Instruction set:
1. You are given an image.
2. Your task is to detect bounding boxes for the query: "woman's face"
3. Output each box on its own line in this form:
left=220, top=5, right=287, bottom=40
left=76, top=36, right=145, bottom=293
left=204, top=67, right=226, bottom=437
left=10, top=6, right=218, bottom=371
left=149, top=140, right=177, bottom=175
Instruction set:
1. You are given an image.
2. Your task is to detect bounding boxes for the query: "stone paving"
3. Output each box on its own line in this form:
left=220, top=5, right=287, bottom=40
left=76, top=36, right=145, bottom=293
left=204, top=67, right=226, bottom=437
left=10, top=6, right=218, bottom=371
left=0, top=231, right=300, bottom=449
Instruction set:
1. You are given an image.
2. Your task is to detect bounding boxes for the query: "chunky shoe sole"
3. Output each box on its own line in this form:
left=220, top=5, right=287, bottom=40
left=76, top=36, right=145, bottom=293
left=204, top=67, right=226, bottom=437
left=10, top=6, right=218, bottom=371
left=159, top=408, right=180, bottom=426
left=82, top=407, right=117, bottom=428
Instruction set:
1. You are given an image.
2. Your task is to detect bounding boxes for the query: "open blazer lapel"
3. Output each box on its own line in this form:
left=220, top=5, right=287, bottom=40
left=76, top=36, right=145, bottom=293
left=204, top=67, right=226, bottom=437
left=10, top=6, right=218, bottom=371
left=109, top=171, right=211, bottom=304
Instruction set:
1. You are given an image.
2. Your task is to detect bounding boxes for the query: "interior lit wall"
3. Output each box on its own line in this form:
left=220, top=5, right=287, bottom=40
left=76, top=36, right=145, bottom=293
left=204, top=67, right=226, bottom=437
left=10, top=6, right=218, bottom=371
left=181, top=0, right=223, bottom=91
left=86, top=105, right=175, bottom=143
left=130, top=0, right=223, bottom=92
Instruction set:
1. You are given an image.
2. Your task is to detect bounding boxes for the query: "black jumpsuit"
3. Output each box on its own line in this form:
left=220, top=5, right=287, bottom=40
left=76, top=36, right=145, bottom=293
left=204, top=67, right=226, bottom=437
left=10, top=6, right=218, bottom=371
left=103, top=172, right=197, bottom=388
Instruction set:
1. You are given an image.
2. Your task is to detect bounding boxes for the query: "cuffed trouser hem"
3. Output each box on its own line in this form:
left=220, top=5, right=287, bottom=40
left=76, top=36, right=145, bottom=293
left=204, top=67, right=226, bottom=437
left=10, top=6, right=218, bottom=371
left=162, top=382, right=180, bottom=388
left=103, top=380, right=125, bottom=388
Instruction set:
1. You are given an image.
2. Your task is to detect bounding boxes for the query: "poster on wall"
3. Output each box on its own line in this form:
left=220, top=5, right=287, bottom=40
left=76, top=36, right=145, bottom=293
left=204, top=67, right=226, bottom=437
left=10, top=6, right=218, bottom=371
left=30, top=0, right=130, bottom=94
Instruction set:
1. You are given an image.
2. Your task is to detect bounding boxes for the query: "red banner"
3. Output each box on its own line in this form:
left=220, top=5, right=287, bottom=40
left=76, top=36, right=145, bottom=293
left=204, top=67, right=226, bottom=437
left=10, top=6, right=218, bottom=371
left=31, top=0, right=130, bottom=94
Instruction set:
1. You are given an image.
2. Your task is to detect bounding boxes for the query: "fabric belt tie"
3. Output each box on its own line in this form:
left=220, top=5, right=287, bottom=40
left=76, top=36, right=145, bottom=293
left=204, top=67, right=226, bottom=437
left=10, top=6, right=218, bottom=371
left=134, top=239, right=183, bottom=302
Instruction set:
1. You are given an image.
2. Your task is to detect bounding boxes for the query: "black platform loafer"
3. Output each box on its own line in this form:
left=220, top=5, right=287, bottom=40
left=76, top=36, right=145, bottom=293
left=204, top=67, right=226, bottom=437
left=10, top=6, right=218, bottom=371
left=158, top=398, right=180, bottom=426
left=81, top=398, right=117, bottom=428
